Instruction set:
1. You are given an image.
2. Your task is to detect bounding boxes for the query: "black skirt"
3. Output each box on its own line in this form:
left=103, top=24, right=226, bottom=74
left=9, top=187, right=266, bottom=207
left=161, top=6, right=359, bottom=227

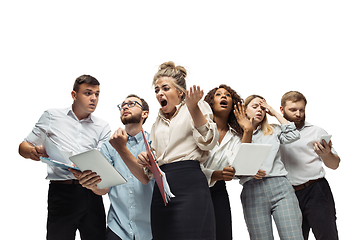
left=151, top=160, right=216, bottom=240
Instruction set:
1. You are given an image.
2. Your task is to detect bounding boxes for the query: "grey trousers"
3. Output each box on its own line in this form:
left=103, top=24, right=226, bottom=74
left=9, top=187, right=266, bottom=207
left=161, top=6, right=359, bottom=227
left=241, top=176, right=304, bottom=240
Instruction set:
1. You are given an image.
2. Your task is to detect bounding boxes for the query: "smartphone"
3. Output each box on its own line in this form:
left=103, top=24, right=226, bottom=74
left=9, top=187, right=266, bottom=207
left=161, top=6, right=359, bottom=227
left=319, top=134, right=332, bottom=146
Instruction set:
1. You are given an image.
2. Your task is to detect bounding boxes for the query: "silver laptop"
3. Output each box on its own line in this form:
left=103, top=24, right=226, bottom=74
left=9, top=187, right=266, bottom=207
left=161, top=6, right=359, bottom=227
left=70, top=149, right=127, bottom=189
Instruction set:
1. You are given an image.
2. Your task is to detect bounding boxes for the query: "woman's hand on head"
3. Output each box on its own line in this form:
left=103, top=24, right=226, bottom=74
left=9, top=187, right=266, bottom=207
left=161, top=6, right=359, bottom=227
left=259, top=99, right=275, bottom=116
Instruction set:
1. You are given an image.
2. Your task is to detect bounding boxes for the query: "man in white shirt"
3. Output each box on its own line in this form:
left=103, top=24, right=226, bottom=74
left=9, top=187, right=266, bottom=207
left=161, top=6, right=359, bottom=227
left=18, top=75, right=111, bottom=240
left=279, top=91, right=340, bottom=240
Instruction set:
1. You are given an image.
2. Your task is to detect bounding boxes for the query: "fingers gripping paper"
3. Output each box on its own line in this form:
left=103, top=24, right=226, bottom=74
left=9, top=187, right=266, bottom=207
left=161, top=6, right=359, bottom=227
left=142, top=129, right=175, bottom=206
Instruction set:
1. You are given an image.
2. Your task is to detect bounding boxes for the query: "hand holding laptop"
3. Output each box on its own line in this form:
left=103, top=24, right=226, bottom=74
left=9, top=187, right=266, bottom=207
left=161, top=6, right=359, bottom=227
left=69, top=149, right=127, bottom=189
left=69, top=169, right=102, bottom=189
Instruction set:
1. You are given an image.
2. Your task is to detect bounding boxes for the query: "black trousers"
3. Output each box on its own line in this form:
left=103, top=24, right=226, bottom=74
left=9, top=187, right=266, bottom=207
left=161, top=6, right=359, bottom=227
left=210, top=180, right=232, bottom=240
left=295, top=178, right=338, bottom=240
left=151, top=160, right=216, bottom=240
left=47, top=182, right=106, bottom=240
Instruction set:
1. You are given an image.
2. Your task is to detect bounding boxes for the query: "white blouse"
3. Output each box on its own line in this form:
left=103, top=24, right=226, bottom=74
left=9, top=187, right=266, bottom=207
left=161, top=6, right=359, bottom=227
left=149, top=100, right=219, bottom=169
left=203, top=126, right=241, bottom=186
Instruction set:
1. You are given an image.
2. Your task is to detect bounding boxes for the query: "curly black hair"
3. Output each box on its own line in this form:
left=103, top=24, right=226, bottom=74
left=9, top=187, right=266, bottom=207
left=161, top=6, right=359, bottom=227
left=204, top=84, right=244, bottom=138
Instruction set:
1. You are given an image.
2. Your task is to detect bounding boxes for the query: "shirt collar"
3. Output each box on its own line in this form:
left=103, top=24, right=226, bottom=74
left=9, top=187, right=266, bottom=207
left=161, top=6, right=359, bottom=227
left=127, top=130, right=143, bottom=144
left=218, top=125, right=238, bottom=146
left=253, top=124, right=262, bottom=135
left=228, top=124, right=238, bottom=135
left=298, top=121, right=312, bottom=131
left=66, top=106, right=94, bottom=123
left=158, top=101, right=185, bottom=121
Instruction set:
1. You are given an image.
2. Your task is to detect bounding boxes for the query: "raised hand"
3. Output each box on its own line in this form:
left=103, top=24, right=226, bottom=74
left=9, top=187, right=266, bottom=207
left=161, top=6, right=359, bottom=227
left=234, top=102, right=253, bottom=132
left=185, top=85, right=204, bottom=110
left=109, top=128, right=128, bottom=152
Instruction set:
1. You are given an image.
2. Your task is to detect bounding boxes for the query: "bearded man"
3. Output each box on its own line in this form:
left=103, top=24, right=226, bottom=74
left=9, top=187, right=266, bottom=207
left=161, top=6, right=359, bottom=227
left=70, top=94, right=154, bottom=240
left=279, top=91, right=340, bottom=240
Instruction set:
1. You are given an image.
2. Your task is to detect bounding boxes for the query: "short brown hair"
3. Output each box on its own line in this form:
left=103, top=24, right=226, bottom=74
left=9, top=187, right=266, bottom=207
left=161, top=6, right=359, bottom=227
left=281, top=91, right=307, bottom=108
left=73, top=75, right=100, bottom=92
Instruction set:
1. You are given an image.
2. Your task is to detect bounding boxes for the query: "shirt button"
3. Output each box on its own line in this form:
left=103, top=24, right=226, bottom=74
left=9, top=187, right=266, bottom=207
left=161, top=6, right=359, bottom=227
left=130, top=191, right=133, bottom=194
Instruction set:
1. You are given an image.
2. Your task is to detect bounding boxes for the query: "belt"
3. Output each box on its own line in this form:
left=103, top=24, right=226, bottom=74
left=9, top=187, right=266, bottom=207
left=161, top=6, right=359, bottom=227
left=50, top=179, right=80, bottom=185
left=293, top=178, right=323, bottom=191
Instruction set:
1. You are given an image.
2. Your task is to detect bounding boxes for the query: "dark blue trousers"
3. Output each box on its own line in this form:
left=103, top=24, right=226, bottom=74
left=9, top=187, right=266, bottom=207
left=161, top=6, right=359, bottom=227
left=295, top=178, right=338, bottom=240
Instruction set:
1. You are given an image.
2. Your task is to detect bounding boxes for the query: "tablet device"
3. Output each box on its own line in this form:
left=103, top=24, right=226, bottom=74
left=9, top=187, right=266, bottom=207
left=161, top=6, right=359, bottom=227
left=69, top=149, right=127, bottom=189
left=231, top=143, right=272, bottom=176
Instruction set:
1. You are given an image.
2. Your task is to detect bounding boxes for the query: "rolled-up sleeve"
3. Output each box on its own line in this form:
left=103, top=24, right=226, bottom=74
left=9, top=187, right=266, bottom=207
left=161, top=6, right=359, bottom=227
left=24, top=110, right=50, bottom=146
left=192, top=101, right=219, bottom=151
left=278, top=122, right=300, bottom=144
left=201, top=165, right=215, bottom=187
left=193, top=121, right=219, bottom=151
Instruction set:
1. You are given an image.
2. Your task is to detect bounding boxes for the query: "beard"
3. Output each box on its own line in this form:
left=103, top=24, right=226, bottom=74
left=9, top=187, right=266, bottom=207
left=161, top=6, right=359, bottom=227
left=283, top=111, right=305, bottom=129
left=121, top=112, right=142, bottom=125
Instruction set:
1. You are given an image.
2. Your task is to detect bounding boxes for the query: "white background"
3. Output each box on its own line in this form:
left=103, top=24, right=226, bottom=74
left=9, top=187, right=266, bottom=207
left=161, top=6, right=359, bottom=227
left=1, top=1, right=359, bottom=239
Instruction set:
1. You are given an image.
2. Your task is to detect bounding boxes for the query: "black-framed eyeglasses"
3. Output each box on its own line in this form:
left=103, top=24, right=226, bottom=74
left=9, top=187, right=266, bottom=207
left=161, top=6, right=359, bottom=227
left=117, top=101, right=143, bottom=111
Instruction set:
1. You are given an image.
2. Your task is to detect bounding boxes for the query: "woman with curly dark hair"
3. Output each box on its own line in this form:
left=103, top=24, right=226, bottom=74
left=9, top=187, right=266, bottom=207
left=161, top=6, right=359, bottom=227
left=203, top=84, right=264, bottom=240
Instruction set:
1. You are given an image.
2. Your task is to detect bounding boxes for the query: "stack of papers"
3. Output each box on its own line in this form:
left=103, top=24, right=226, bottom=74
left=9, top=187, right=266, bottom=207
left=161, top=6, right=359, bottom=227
left=142, top=129, right=175, bottom=206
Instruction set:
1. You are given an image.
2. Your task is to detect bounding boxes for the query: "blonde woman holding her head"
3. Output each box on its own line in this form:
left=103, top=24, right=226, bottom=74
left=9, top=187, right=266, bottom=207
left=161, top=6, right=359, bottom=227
left=240, top=95, right=304, bottom=240
left=114, top=61, right=219, bottom=240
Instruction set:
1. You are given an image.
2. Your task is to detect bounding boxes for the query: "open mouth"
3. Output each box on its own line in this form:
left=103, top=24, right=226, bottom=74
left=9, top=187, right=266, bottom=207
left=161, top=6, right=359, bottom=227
left=220, top=100, right=228, bottom=108
left=160, top=99, right=168, bottom=107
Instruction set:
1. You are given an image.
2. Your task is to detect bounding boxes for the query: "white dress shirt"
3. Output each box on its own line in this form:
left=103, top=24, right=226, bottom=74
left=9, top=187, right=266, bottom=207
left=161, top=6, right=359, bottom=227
left=24, top=106, right=111, bottom=180
left=203, top=126, right=241, bottom=186
left=147, top=100, right=218, bottom=177
left=280, top=122, right=338, bottom=186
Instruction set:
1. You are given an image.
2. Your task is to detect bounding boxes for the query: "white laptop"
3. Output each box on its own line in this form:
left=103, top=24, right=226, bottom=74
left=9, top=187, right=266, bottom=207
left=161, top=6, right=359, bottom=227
left=69, top=149, right=127, bottom=189
left=231, top=143, right=272, bottom=176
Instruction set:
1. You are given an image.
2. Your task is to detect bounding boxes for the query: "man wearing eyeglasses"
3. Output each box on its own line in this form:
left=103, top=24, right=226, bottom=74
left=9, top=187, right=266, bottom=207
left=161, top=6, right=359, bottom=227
left=70, top=94, right=154, bottom=240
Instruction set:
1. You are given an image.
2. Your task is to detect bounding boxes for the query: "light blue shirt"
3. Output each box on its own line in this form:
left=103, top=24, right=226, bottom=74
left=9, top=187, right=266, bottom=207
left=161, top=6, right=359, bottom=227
left=100, top=131, right=154, bottom=240
left=239, top=122, right=300, bottom=185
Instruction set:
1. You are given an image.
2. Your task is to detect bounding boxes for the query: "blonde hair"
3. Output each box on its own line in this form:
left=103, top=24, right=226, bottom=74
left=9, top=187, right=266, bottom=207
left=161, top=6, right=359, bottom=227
left=153, top=61, right=187, bottom=100
left=244, top=95, right=274, bottom=136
